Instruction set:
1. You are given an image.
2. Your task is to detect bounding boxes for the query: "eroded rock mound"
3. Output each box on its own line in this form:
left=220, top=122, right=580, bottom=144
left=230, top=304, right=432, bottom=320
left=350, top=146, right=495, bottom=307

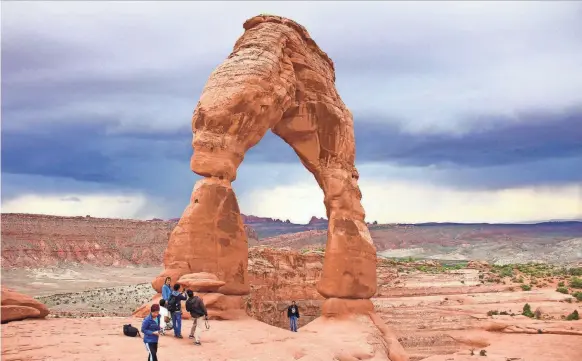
left=178, top=272, right=225, bottom=292
left=157, top=13, right=376, bottom=303
left=1, top=288, right=49, bottom=323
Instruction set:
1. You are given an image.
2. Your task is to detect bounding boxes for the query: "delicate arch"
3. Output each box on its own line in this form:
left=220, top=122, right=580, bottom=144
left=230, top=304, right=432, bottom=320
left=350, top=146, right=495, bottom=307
left=159, top=15, right=376, bottom=300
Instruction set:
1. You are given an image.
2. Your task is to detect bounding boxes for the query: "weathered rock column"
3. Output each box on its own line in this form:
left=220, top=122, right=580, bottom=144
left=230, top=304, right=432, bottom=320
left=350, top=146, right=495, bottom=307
left=317, top=168, right=377, bottom=300
left=161, top=177, right=249, bottom=296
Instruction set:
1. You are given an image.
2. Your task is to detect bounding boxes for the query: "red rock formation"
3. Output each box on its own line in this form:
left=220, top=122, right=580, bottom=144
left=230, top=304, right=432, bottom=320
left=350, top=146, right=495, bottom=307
left=162, top=178, right=250, bottom=296
left=158, top=14, right=376, bottom=302
left=1, top=288, right=49, bottom=323
left=260, top=229, right=327, bottom=249
left=0, top=213, right=258, bottom=269
left=308, top=216, right=328, bottom=226
left=241, top=214, right=285, bottom=224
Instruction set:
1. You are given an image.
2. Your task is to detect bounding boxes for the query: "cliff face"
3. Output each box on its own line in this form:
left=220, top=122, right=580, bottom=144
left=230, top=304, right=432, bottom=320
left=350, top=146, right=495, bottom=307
left=245, top=247, right=325, bottom=329
left=0, top=213, right=258, bottom=268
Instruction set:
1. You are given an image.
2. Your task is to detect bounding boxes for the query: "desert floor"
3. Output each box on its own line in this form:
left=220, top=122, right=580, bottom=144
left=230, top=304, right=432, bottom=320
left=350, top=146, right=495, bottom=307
left=2, top=265, right=582, bottom=360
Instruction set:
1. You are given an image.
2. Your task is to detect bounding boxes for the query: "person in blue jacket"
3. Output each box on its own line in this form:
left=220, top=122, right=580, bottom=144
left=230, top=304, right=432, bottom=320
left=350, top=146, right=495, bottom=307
left=161, top=277, right=172, bottom=301
left=142, top=304, right=161, bottom=361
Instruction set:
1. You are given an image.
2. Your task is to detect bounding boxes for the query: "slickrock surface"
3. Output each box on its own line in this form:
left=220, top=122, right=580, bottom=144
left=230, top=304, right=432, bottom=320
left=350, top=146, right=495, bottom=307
left=160, top=14, right=376, bottom=300
left=1, top=315, right=402, bottom=361
left=1, top=288, right=50, bottom=323
left=1, top=213, right=258, bottom=268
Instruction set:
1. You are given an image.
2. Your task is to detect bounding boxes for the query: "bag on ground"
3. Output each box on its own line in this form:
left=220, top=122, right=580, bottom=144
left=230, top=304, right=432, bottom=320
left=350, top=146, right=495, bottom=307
left=123, top=324, right=140, bottom=337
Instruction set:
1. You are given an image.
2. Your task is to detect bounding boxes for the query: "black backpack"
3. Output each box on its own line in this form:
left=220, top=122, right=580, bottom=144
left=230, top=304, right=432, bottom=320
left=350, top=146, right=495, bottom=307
left=167, top=294, right=178, bottom=312
left=123, top=324, right=141, bottom=338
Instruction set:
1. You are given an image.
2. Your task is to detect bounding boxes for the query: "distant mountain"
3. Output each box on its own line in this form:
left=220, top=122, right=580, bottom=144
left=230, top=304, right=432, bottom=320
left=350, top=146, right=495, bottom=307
left=168, top=214, right=582, bottom=239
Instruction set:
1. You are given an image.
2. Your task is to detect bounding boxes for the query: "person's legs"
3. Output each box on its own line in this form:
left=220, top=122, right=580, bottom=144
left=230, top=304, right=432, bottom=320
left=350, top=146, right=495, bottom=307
left=190, top=317, right=202, bottom=344
left=174, top=312, right=182, bottom=337
left=145, top=343, right=158, bottom=361
left=194, top=318, right=201, bottom=344
left=189, top=317, right=198, bottom=338
left=291, top=316, right=298, bottom=332
left=171, top=311, right=178, bottom=333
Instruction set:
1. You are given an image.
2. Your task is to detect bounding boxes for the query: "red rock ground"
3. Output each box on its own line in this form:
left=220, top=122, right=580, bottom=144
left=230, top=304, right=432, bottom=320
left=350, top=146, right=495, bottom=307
left=2, top=315, right=398, bottom=361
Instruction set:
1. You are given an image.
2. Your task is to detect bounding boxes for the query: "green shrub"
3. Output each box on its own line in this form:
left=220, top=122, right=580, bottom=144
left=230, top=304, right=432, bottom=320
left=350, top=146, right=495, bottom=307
left=558, top=281, right=565, bottom=287
left=569, top=267, right=582, bottom=276
left=522, top=303, right=534, bottom=318
left=572, top=292, right=582, bottom=301
left=487, top=310, right=499, bottom=316
left=569, top=277, right=582, bottom=289
left=556, top=287, right=569, bottom=294
left=566, top=310, right=579, bottom=321
left=521, top=284, right=532, bottom=291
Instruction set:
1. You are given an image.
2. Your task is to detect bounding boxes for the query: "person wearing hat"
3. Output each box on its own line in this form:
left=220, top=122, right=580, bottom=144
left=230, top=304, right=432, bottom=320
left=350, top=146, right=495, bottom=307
left=141, top=304, right=162, bottom=361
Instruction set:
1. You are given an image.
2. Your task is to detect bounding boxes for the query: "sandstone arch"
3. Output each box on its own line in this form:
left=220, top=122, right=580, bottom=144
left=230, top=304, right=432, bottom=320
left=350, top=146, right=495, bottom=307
left=156, top=15, right=377, bottom=303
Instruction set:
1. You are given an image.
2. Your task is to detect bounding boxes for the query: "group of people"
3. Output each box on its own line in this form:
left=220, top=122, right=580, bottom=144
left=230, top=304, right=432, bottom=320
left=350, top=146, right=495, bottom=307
left=140, top=277, right=302, bottom=360
left=141, top=277, right=209, bottom=361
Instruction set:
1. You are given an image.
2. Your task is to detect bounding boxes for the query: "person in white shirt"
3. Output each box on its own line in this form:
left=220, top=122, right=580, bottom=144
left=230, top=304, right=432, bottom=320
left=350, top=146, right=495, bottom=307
left=158, top=299, right=172, bottom=335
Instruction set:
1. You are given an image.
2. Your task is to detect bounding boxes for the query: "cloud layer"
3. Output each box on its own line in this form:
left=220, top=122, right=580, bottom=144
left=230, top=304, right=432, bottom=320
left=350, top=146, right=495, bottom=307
left=2, top=1, right=581, bottom=222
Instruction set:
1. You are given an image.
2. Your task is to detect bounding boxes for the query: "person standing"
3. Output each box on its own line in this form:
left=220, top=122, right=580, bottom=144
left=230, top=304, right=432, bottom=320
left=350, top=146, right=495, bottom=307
left=185, top=290, right=208, bottom=346
left=167, top=283, right=187, bottom=339
left=287, top=300, right=300, bottom=332
left=161, top=277, right=172, bottom=302
left=141, top=304, right=161, bottom=361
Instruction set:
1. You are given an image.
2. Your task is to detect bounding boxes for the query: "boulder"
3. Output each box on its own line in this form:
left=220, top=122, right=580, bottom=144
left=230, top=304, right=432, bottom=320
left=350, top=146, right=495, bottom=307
left=1, top=288, right=49, bottom=323
left=1, top=305, right=41, bottom=323
left=178, top=273, right=226, bottom=292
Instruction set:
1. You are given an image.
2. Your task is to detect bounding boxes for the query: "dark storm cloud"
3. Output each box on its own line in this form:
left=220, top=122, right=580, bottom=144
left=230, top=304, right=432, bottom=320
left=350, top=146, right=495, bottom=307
left=2, top=107, right=580, bottom=193
left=354, top=109, right=582, bottom=168
left=2, top=0, right=582, bottom=217
left=2, top=121, right=120, bottom=183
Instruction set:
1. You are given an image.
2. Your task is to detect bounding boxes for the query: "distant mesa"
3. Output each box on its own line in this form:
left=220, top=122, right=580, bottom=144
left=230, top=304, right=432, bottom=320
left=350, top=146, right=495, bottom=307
left=308, top=216, right=328, bottom=226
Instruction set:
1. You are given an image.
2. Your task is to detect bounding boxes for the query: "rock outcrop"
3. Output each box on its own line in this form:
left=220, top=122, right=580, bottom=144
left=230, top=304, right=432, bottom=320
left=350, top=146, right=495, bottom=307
left=1, top=213, right=258, bottom=268
left=158, top=14, right=376, bottom=303
left=1, top=288, right=49, bottom=323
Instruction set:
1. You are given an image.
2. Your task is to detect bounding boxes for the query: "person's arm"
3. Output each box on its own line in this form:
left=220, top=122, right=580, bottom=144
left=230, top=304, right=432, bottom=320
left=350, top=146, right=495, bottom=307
left=200, top=300, right=208, bottom=317
left=141, top=318, right=154, bottom=336
left=178, top=294, right=187, bottom=301
left=287, top=306, right=291, bottom=318
left=185, top=300, right=191, bottom=313
left=162, top=285, right=169, bottom=300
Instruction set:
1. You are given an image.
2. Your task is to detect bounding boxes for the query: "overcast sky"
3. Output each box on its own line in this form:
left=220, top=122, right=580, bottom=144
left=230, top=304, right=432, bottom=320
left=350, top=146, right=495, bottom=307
left=2, top=1, right=582, bottom=223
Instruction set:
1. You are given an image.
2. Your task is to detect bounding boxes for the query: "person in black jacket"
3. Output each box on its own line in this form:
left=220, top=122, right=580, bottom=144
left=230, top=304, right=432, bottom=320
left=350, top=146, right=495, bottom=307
left=167, top=283, right=187, bottom=338
left=185, top=290, right=208, bottom=345
left=287, top=301, right=300, bottom=332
